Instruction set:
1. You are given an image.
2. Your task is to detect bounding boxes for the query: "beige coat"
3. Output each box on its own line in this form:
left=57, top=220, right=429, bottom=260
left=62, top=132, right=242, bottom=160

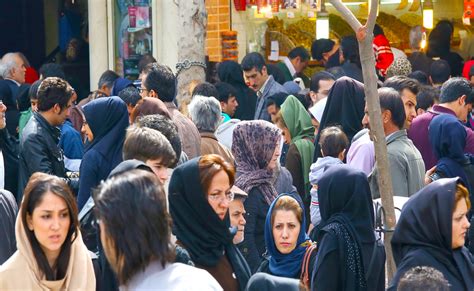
left=0, top=208, right=95, bottom=290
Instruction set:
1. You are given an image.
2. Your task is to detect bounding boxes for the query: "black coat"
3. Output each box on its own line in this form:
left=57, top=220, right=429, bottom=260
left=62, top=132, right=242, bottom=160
left=0, top=80, right=20, bottom=138
left=0, top=190, right=17, bottom=264
left=18, top=113, right=66, bottom=201
left=0, top=128, right=19, bottom=195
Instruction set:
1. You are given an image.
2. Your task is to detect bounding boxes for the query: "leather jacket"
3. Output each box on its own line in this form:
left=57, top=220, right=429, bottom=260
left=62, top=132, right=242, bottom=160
left=18, top=113, right=68, bottom=201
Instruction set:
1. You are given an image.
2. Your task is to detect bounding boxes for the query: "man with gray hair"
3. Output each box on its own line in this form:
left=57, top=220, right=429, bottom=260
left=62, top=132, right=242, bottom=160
left=188, top=95, right=234, bottom=165
left=0, top=52, right=26, bottom=137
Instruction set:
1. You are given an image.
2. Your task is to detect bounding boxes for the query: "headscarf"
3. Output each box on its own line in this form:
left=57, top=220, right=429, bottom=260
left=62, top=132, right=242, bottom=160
left=0, top=206, right=95, bottom=290
left=429, top=114, right=471, bottom=193
left=130, top=97, right=171, bottom=122
left=314, top=165, right=376, bottom=290
left=280, top=95, right=315, bottom=195
left=391, top=178, right=474, bottom=290
left=313, top=77, right=365, bottom=161
left=232, top=120, right=281, bottom=205
left=217, top=61, right=257, bottom=120
left=264, top=193, right=310, bottom=278
left=385, top=58, right=412, bottom=78
left=168, top=158, right=251, bottom=289
left=82, top=96, right=129, bottom=165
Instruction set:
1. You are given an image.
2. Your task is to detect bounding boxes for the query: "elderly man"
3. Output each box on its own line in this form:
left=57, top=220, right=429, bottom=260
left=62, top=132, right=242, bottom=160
left=188, top=95, right=234, bottom=165
left=0, top=52, right=26, bottom=136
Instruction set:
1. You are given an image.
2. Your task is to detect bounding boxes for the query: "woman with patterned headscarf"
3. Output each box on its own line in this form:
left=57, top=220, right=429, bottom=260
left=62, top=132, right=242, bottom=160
left=232, top=120, right=282, bottom=272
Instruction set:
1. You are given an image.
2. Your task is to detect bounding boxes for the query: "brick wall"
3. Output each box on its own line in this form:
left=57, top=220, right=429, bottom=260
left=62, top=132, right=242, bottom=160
left=206, top=0, right=231, bottom=62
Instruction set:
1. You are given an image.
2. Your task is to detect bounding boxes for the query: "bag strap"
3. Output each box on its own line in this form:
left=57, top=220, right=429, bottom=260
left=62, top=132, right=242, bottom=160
left=300, top=243, right=317, bottom=289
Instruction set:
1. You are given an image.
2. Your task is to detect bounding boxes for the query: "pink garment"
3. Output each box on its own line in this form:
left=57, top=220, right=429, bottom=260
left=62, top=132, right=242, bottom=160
left=347, top=129, right=375, bottom=176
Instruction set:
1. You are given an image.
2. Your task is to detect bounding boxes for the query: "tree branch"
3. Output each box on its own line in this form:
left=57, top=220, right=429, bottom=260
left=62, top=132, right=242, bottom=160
left=328, top=0, right=362, bottom=31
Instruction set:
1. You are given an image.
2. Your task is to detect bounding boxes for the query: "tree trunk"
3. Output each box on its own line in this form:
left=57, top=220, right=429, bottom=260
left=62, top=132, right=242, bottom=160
left=176, top=0, right=207, bottom=107
left=328, top=0, right=397, bottom=280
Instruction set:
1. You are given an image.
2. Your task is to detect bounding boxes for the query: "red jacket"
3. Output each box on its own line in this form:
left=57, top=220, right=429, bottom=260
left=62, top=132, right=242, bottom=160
left=373, top=34, right=394, bottom=76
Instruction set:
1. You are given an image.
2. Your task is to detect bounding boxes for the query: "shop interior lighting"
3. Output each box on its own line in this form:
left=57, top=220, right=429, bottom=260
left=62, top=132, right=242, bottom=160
left=422, top=0, right=433, bottom=29
left=316, top=1, right=330, bottom=39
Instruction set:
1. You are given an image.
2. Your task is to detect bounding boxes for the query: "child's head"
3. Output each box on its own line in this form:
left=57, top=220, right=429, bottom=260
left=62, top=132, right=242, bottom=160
left=319, top=126, right=349, bottom=160
left=123, top=125, right=176, bottom=184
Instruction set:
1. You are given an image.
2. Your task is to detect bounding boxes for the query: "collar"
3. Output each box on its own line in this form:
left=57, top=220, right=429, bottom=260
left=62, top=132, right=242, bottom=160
left=257, top=75, right=272, bottom=98
left=386, top=129, right=407, bottom=144
left=5, top=78, right=20, bottom=86
left=200, top=131, right=218, bottom=141
left=283, top=57, right=297, bottom=77
left=35, top=112, right=61, bottom=140
left=429, top=104, right=456, bottom=116
left=164, top=101, right=178, bottom=110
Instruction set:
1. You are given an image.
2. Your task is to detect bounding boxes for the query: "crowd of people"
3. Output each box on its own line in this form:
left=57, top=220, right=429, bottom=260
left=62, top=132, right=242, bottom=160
left=0, top=19, right=474, bottom=290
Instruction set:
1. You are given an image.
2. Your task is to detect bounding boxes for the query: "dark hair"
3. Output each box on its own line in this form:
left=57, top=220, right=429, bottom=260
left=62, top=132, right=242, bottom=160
left=215, top=82, right=237, bottom=103
left=311, top=38, right=335, bottom=60
left=123, top=125, right=177, bottom=168
left=430, top=60, right=451, bottom=84
left=37, top=77, right=74, bottom=112
left=17, top=84, right=31, bottom=112
left=191, top=82, right=219, bottom=98
left=416, top=86, right=439, bottom=111
left=440, top=77, right=473, bottom=104
left=118, top=86, right=142, bottom=107
left=241, top=52, right=266, bottom=72
left=288, top=46, right=310, bottom=62
left=199, top=154, right=235, bottom=196
left=319, top=126, right=349, bottom=157
left=383, top=76, right=420, bottom=96
left=373, top=24, right=384, bottom=36
left=138, top=54, right=156, bottom=74
left=39, top=63, right=66, bottom=80
left=378, top=87, right=406, bottom=129
left=94, top=170, right=174, bottom=285
left=266, top=92, right=288, bottom=109
left=29, top=80, right=41, bottom=101
left=341, top=36, right=361, bottom=68
left=408, top=70, right=429, bottom=85
left=136, top=114, right=182, bottom=162
left=143, top=63, right=176, bottom=102
left=21, top=172, right=79, bottom=280
left=97, top=70, right=119, bottom=90
left=397, top=266, right=450, bottom=291
left=310, top=71, right=336, bottom=92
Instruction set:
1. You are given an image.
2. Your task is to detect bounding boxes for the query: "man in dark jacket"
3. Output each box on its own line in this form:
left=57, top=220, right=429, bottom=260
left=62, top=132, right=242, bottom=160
left=18, top=77, right=75, bottom=201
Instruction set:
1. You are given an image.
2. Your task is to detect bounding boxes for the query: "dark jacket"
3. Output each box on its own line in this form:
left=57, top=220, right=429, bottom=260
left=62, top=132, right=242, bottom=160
left=18, top=113, right=66, bottom=201
left=0, top=80, right=20, bottom=138
left=239, top=187, right=269, bottom=273
left=0, top=128, right=19, bottom=195
left=0, top=190, right=17, bottom=264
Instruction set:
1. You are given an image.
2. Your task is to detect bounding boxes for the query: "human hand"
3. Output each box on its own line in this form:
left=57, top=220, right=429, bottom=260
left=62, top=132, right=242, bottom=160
left=424, top=166, right=436, bottom=185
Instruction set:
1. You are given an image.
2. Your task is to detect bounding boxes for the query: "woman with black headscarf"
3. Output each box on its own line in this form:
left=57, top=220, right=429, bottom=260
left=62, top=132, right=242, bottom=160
left=77, top=96, right=129, bottom=210
left=168, top=154, right=251, bottom=291
left=311, top=165, right=385, bottom=290
left=388, top=178, right=474, bottom=290
left=217, top=60, right=257, bottom=120
left=429, top=114, right=474, bottom=194
left=313, top=77, right=365, bottom=162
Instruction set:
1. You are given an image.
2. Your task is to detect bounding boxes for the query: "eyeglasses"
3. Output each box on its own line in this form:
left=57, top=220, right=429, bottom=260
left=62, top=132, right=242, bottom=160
left=208, top=191, right=235, bottom=203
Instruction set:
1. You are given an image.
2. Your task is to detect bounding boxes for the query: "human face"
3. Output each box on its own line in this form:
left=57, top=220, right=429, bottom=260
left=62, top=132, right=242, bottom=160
left=222, top=96, right=239, bottom=117
left=267, top=104, right=279, bottom=123
left=81, top=121, right=94, bottom=142
left=11, top=54, right=26, bottom=84
left=272, top=209, right=301, bottom=254
left=31, top=99, right=38, bottom=112
left=281, top=126, right=291, bottom=144
left=0, top=102, right=6, bottom=129
left=457, top=95, right=473, bottom=123
left=26, top=192, right=71, bottom=264
left=362, top=104, right=370, bottom=130
left=207, top=170, right=232, bottom=220
left=316, top=79, right=335, bottom=102
left=229, top=199, right=246, bottom=244
left=244, top=67, right=268, bottom=92
left=267, top=140, right=281, bottom=170
left=293, top=57, right=309, bottom=74
left=145, top=158, right=169, bottom=185
left=401, top=89, right=417, bottom=128
left=55, top=97, right=73, bottom=126
left=452, top=198, right=470, bottom=249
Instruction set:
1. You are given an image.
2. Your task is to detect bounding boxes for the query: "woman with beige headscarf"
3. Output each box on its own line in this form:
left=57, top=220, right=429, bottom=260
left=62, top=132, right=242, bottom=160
left=0, top=173, right=95, bottom=290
